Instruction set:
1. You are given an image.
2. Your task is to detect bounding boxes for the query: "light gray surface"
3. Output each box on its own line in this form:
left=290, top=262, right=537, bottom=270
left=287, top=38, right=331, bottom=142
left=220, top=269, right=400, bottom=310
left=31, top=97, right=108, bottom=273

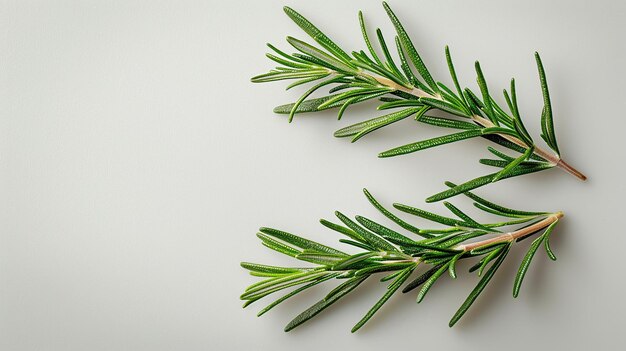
left=1, top=0, right=625, bottom=349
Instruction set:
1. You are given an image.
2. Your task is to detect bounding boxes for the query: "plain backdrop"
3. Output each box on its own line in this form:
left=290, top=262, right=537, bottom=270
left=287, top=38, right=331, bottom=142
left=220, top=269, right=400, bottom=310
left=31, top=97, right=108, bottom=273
left=2, top=0, right=625, bottom=350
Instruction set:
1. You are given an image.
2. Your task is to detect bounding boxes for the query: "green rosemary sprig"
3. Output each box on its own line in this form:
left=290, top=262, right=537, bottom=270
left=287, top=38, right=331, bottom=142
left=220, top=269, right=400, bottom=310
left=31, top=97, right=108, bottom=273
left=252, top=2, right=587, bottom=202
left=241, top=185, right=562, bottom=332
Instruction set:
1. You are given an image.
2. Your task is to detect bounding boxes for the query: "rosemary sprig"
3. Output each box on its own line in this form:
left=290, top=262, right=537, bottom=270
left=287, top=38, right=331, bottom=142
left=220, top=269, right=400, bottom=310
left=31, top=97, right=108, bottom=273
left=252, top=2, right=587, bottom=201
left=241, top=186, right=562, bottom=332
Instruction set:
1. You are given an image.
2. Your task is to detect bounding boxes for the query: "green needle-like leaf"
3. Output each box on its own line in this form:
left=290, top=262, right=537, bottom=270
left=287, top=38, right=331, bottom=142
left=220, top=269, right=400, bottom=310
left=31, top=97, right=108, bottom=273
left=356, top=216, right=460, bottom=255
left=336, top=96, right=361, bottom=120
left=437, top=83, right=468, bottom=110
left=318, top=87, right=392, bottom=109
left=503, top=80, right=533, bottom=145
left=352, top=106, right=428, bottom=142
left=535, top=52, right=559, bottom=155
left=251, top=70, right=324, bottom=83
left=332, top=252, right=380, bottom=270
left=358, top=11, right=383, bottom=66
left=257, top=273, right=340, bottom=317
left=419, top=97, right=469, bottom=117
left=296, top=252, right=346, bottom=266
left=446, top=181, right=548, bottom=217
left=443, top=201, right=488, bottom=229
left=286, top=36, right=355, bottom=73
left=417, top=263, right=450, bottom=303
left=260, top=227, right=347, bottom=256
left=377, top=99, right=423, bottom=110
left=445, top=46, right=467, bottom=106
left=379, top=129, right=484, bottom=158
left=491, top=145, right=535, bottom=182
left=334, top=107, right=422, bottom=139
left=243, top=273, right=331, bottom=303
left=354, top=262, right=414, bottom=277
left=285, top=74, right=330, bottom=90
left=382, top=2, right=438, bottom=93
left=284, top=275, right=368, bottom=332
left=273, top=95, right=342, bottom=114
left=427, top=163, right=554, bottom=202
left=241, top=270, right=326, bottom=299
left=283, top=6, right=353, bottom=64
left=376, top=28, right=407, bottom=84
left=474, top=61, right=498, bottom=125
left=339, top=238, right=375, bottom=251
left=402, top=263, right=445, bottom=293
left=319, top=219, right=365, bottom=243
left=265, top=53, right=312, bottom=70
left=363, top=188, right=426, bottom=237
left=449, top=244, right=510, bottom=327
left=419, top=115, right=481, bottom=130
left=241, top=262, right=308, bottom=275
left=355, top=215, right=417, bottom=247
left=513, top=234, right=544, bottom=298
left=351, top=266, right=414, bottom=332
left=395, top=36, right=421, bottom=89
left=393, top=203, right=466, bottom=227
left=381, top=270, right=404, bottom=282
left=543, top=221, right=558, bottom=261
left=257, top=232, right=301, bottom=257
left=482, top=134, right=546, bottom=162
left=448, top=253, right=463, bottom=279
left=266, top=43, right=311, bottom=65
left=335, top=211, right=397, bottom=252
left=487, top=146, right=516, bottom=161
left=287, top=76, right=344, bottom=123
left=477, top=246, right=505, bottom=276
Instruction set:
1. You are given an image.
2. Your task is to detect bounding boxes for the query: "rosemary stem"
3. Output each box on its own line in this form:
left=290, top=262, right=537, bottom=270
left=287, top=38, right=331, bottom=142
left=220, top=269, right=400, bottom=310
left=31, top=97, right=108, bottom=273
left=455, top=212, right=563, bottom=252
left=471, top=114, right=584, bottom=178
left=368, top=74, right=587, bottom=181
left=555, top=159, right=587, bottom=181
left=476, top=117, right=586, bottom=180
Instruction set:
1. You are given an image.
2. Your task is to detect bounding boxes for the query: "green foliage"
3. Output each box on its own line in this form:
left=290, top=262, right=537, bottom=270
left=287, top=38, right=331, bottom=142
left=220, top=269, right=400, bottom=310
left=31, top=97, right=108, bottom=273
left=242, top=188, right=562, bottom=332
left=382, top=1, right=437, bottom=93
left=426, top=163, right=553, bottom=202
left=334, top=107, right=425, bottom=141
left=351, top=265, right=414, bottom=332
left=252, top=2, right=584, bottom=200
left=449, top=244, right=511, bottom=327
left=535, top=52, right=560, bottom=155
left=513, top=221, right=559, bottom=297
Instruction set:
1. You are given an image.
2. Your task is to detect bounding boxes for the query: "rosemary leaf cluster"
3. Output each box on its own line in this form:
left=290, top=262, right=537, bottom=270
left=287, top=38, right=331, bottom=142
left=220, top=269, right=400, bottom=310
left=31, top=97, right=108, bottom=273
left=252, top=2, right=586, bottom=202
left=241, top=187, right=561, bottom=332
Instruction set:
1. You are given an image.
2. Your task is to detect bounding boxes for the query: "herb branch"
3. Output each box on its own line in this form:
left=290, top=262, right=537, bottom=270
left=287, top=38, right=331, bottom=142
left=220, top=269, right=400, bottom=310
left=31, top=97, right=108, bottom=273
left=241, top=185, right=562, bottom=332
left=252, top=2, right=587, bottom=201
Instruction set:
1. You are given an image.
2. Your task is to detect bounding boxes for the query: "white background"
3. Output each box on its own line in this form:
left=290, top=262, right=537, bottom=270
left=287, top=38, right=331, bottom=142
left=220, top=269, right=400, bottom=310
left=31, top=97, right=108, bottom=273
left=2, top=0, right=625, bottom=349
